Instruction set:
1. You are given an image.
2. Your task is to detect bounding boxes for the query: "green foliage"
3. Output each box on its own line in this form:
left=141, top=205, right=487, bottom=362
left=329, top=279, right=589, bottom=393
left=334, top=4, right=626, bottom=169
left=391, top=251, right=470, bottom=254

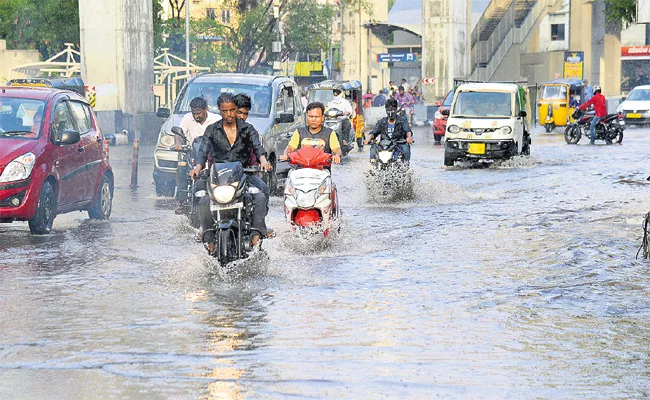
left=0, top=0, right=80, bottom=59
left=603, top=0, right=637, bottom=27
left=283, top=0, right=335, bottom=58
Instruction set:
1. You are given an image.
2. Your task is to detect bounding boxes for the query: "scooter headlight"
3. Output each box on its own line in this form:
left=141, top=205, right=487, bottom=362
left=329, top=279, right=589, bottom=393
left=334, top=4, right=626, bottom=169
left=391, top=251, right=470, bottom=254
left=0, top=152, right=36, bottom=183
left=211, top=184, right=236, bottom=204
left=317, top=177, right=331, bottom=195
left=378, top=151, right=393, bottom=164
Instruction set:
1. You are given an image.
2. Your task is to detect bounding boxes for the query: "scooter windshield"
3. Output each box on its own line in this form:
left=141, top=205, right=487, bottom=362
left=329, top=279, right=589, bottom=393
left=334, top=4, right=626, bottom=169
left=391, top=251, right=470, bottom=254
left=211, top=162, right=244, bottom=186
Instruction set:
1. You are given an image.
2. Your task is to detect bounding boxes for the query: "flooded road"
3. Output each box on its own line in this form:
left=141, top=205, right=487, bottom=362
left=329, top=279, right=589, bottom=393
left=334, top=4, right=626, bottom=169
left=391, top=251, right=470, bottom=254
left=2, top=126, right=650, bottom=398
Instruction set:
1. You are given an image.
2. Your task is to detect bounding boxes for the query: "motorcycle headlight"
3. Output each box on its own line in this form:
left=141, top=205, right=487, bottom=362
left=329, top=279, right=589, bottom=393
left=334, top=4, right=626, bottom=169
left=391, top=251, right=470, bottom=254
left=284, top=179, right=296, bottom=197
left=211, top=185, right=236, bottom=204
left=497, top=126, right=512, bottom=135
left=447, top=125, right=460, bottom=134
left=378, top=151, right=392, bottom=164
left=317, top=177, right=331, bottom=195
left=0, top=152, right=36, bottom=183
left=158, top=133, right=175, bottom=148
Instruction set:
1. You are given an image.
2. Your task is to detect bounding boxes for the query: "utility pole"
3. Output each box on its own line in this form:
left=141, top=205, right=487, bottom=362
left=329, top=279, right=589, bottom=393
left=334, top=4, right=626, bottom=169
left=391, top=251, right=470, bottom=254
left=339, top=1, right=344, bottom=80
left=185, top=0, right=190, bottom=74
left=272, top=0, right=282, bottom=74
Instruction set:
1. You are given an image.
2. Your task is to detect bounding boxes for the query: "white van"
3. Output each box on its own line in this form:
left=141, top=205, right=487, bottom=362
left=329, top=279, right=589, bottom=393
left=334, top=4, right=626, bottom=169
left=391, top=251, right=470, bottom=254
left=443, top=83, right=531, bottom=166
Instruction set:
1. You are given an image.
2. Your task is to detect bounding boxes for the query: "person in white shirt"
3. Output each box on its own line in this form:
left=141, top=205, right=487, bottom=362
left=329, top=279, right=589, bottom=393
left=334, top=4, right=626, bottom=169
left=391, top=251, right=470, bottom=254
left=327, top=88, right=353, bottom=116
left=175, top=97, right=221, bottom=149
left=400, top=78, right=410, bottom=92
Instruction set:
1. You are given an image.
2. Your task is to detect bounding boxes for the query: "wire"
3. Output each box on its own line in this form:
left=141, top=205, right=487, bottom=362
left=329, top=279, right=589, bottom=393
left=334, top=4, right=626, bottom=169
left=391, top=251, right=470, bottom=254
left=637, top=212, right=650, bottom=260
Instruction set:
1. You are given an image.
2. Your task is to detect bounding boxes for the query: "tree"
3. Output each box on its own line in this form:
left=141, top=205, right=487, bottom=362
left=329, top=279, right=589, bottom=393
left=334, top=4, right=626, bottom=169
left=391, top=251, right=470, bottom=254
left=282, top=0, right=335, bottom=59
left=603, top=0, right=637, bottom=27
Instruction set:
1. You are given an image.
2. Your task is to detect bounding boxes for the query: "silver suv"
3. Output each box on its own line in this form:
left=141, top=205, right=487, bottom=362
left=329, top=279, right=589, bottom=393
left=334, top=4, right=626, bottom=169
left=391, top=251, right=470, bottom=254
left=153, top=74, right=303, bottom=196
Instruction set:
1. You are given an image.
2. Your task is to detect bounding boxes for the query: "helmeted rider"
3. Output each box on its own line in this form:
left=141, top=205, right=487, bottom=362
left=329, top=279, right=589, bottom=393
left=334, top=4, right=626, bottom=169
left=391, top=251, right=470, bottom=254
left=578, top=84, right=607, bottom=145
left=364, top=98, right=414, bottom=162
left=326, top=88, right=354, bottom=145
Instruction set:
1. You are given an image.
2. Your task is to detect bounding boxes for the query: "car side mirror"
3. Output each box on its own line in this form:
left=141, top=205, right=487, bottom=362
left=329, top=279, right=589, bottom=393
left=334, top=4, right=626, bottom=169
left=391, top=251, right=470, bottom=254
left=276, top=113, right=294, bottom=124
left=519, top=110, right=527, bottom=118
left=171, top=126, right=185, bottom=138
left=58, top=129, right=80, bottom=145
left=621, top=96, right=627, bottom=101
left=441, top=109, right=450, bottom=117
left=156, top=107, right=171, bottom=118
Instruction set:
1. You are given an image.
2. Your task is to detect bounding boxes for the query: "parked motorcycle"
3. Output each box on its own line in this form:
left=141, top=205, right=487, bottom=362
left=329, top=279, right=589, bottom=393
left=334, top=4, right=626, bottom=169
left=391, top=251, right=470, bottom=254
left=284, top=146, right=340, bottom=236
left=324, top=108, right=354, bottom=156
left=564, top=109, right=624, bottom=145
left=201, top=161, right=265, bottom=266
left=171, top=126, right=204, bottom=228
left=365, top=138, right=414, bottom=201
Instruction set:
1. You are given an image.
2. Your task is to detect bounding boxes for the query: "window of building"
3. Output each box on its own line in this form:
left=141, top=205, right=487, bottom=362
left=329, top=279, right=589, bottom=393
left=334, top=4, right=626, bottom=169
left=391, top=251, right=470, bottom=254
left=221, top=9, right=231, bottom=24
left=206, top=8, right=216, bottom=20
left=551, top=24, right=565, bottom=41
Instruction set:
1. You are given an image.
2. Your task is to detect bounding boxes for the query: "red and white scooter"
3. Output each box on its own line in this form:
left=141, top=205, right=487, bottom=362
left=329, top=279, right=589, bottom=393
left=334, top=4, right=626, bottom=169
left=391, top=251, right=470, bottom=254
left=283, top=146, right=340, bottom=236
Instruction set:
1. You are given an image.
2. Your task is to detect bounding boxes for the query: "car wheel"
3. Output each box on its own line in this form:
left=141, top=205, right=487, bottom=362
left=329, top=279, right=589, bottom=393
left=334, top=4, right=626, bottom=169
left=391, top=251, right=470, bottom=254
left=88, top=175, right=113, bottom=219
left=443, top=152, right=454, bottom=166
left=28, top=181, right=57, bottom=235
left=522, top=134, right=531, bottom=155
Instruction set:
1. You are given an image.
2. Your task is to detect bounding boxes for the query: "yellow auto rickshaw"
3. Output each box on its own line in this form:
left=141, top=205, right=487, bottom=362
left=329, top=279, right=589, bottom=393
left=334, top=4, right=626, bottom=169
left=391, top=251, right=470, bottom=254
left=538, top=78, right=584, bottom=132
left=306, top=80, right=365, bottom=149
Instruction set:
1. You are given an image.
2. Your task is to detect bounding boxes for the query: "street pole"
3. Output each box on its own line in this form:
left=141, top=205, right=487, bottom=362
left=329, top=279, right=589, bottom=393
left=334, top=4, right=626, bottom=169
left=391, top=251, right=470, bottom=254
left=185, top=0, right=190, bottom=73
left=272, top=0, right=282, bottom=74
left=339, top=1, right=344, bottom=80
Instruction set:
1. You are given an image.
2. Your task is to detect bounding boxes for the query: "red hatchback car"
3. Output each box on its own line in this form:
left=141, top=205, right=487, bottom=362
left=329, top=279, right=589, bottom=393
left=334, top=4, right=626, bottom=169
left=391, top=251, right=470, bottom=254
left=433, top=89, right=454, bottom=144
left=0, top=84, right=113, bottom=234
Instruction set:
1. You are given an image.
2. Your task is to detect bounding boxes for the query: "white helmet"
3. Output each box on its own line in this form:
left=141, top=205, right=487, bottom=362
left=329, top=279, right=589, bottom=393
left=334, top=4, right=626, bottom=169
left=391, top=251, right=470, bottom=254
left=593, top=84, right=601, bottom=93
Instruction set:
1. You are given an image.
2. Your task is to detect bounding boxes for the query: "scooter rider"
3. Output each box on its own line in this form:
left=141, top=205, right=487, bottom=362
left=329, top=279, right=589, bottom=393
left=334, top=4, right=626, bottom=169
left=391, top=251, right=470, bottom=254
left=189, top=92, right=272, bottom=250
left=364, top=98, right=414, bottom=162
left=327, top=88, right=354, bottom=145
left=578, top=84, right=607, bottom=145
left=281, top=102, right=343, bottom=164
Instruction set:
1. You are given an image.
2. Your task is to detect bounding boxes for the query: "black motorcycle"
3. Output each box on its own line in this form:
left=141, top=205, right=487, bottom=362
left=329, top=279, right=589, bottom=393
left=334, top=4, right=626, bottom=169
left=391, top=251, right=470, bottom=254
left=201, top=161, right=263, bottom=266
left=171, top=126, right=204, bottom=228
left=365, top=138, right=414, bottom=201
left=564, top=109, right=624, bottom=145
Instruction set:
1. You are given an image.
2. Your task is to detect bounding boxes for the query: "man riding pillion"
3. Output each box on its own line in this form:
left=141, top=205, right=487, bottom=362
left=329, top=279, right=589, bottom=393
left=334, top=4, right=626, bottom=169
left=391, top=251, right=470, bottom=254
left=281, top=102, right=343, bottom=164
left=189, top=93, right=273, bottom=251
left=578, top=84, right=606, bottom=145
left=364, top=98, right=414, bottom=162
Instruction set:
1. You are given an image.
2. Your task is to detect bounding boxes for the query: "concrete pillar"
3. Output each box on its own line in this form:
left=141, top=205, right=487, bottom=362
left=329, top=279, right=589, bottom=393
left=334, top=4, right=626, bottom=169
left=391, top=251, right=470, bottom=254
left=79, top=0, right=155, bottom=139
left=422, top=0, right=471, bottom=102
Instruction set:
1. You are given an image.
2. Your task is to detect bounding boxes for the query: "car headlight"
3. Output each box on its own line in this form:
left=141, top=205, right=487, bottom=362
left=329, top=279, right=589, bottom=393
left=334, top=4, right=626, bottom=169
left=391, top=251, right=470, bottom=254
left=497, top=126, right=512, bottom=135
left=0, top=152, right=36, bottom=183
left=447, top=125, right=460, bottom=134
left=212, top=185, right=236, bottom=204
left=158, top=133, right=175, bottom=148
left=317, top=177, right=331, bottom=195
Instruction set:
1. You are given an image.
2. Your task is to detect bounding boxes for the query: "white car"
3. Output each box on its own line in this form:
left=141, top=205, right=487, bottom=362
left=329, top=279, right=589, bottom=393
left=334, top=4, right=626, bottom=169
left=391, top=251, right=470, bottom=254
left=443, top=83, right=531, bottom=166
left=617, top=85, right=650, bottom=126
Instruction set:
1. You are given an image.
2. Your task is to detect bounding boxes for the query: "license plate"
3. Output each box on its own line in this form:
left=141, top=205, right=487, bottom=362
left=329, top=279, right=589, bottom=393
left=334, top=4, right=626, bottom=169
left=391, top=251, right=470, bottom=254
left=210, top=202, right=243, bottom=212
left=626, top=113, right=641, bottom=119
left=468, top=143, right=486, bottom=155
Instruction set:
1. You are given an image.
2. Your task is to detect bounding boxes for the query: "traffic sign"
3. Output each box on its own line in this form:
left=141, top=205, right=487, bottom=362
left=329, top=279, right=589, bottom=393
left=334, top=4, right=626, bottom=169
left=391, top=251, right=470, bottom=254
left=421, top=78, right=435, bottom=84
left=376, top=52, right=418, bottom=63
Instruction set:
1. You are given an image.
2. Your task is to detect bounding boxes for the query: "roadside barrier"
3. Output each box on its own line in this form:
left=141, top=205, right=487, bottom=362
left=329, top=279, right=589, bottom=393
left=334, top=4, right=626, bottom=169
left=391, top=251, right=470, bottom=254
left=130, top=139, right=139, bottom=189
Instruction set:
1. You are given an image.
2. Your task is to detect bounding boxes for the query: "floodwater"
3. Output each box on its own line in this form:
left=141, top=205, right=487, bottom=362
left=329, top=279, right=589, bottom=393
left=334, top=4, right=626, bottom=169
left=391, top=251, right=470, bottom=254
left=1, top=126, right=650, bottom=399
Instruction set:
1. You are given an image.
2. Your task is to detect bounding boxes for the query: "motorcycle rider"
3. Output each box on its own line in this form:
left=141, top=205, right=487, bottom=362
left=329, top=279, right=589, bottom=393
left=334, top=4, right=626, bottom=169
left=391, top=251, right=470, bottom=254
left=394, top=85, right=414, bottom=116
left=364, top=98, right=414, bottom=162
left=189, top=92, right=272, bottom=251
left=578, top=84, right=606, bottom=145
left=327, top=88, right=354, bottom=145
left=280, top=102, right=342, bottom=165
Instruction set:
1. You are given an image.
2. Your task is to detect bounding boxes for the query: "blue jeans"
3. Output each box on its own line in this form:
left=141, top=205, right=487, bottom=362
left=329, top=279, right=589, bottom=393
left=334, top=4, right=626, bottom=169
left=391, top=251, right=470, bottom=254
left=590, top=116, right=601, bottom=144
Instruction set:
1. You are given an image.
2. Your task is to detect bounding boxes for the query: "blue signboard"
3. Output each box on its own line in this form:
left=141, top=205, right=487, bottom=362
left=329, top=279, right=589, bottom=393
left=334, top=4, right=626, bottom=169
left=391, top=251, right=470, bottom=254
left=376, top=53, right=418, bottom=63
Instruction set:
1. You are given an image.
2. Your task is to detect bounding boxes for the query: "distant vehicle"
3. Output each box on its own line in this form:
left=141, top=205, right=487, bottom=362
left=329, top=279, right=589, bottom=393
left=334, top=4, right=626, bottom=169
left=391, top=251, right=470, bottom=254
left=433, top=89, right=454, bottom=144
left=537, top=78, right=585, bottom=132
left=443, top=82, right=531, bottom=166
left=616, top=85, right=650, bottom=127
left=154, top=73, right=302, bottom=196
left=0, top=84, right=113, bottom=234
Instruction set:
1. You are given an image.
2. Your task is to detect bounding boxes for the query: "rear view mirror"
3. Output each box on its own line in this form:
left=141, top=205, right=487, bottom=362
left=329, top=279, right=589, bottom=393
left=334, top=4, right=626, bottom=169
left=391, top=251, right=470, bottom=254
left=156, top=107, right=171, bottom=118
left=441, top=109, right=450, bottom=117
left=171, top=126, right=184, bottom=137
left=58, top=129, right=80, bottom=145
left=621, top=96, right=627, bottom=101
left=519, top=110, right=527, bottom=118
left=276, top=113, right=294, bottom=124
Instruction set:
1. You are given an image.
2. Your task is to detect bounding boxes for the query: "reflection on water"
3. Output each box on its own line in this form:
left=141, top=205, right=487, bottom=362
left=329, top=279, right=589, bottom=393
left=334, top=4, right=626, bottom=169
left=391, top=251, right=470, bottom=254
left=1, top=133, right=650, bottom=398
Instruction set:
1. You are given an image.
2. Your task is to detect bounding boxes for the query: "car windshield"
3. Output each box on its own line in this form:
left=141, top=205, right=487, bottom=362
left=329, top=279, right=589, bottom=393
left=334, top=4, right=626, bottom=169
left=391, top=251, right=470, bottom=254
left=627, top=88, right=650, bottom=101
left=442, top=90, right=454, bottom=107
left=540, top=85, right=568, bottom=100
left=175, top=83, right=273, bottom=118
left=0, top=97, right=46, bottom=140
left=452, top=91, right=512, bottom=117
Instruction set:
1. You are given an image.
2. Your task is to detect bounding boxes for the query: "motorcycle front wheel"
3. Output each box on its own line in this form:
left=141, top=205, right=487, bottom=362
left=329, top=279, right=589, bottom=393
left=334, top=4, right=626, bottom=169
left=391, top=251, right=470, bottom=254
left=217, top=228, right=238, bottom=266
left=564, top=125, right=581, bottom=144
